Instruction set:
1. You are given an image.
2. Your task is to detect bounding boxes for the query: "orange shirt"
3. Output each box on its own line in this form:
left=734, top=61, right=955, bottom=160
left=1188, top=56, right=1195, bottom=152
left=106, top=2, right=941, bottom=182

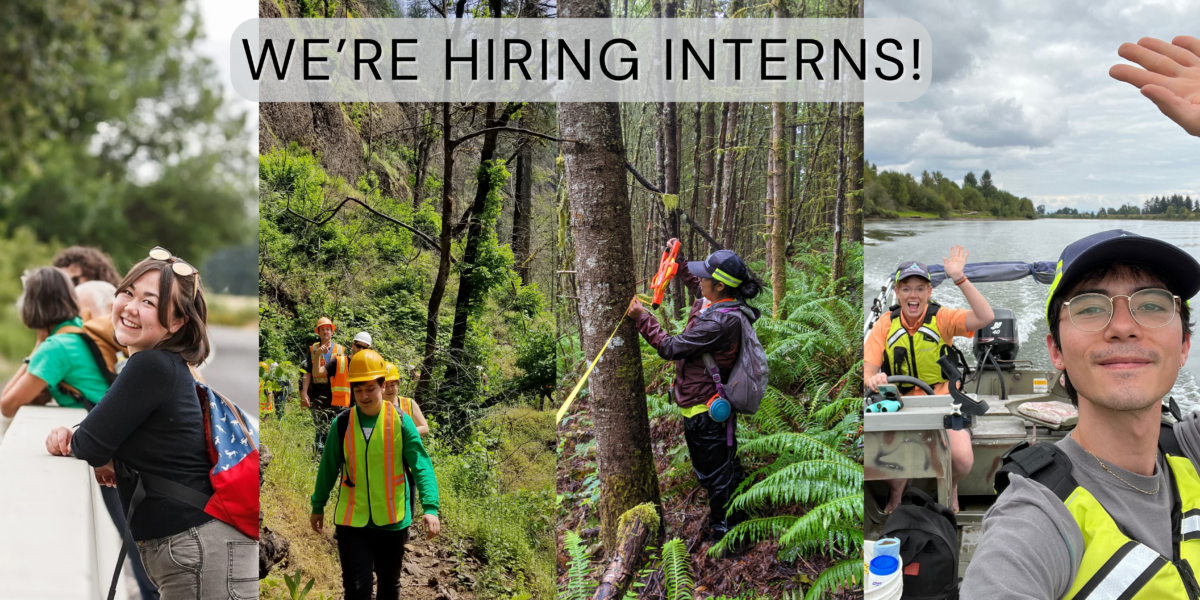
left=864, top=305, right=974, bottom=396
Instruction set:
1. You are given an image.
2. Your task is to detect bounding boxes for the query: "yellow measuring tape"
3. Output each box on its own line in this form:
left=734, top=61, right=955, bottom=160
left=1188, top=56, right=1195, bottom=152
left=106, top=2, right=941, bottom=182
left=555, top=312, right=628, bottom=425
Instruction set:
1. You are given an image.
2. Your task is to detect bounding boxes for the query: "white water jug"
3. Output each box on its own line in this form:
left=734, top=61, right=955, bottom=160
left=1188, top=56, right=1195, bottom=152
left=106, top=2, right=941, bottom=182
left=865, top=555, right=903, bottom=600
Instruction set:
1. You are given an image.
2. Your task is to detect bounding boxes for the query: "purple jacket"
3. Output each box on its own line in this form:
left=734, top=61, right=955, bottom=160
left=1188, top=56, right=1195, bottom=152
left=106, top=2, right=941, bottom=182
left=635, top=260, right=759, bottom=409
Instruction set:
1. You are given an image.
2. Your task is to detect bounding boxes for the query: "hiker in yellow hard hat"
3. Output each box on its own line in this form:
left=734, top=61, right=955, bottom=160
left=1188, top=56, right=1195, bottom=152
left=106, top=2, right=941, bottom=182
left=310, top=349, right=440, bottom=600
left=259, top=361, right=274, bottom=416
left=383, top=362, right=429, bottom=437
left=302, top=316, right=350, bottom=456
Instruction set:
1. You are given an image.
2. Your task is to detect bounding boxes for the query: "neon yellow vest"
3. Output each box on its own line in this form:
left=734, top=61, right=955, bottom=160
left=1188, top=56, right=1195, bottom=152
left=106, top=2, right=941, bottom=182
left=334, top=403, right=407, bottom=527
left=1061, top=453, right=1200, bottom=599
left=259, top=380, right=274, bottom=414
left=882, top=302, right=951, bottom=392
left=396, top=396, right=413, bottom=418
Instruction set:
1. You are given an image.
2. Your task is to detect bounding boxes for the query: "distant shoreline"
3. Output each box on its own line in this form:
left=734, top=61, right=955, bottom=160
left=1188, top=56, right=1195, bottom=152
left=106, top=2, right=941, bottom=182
left=867, top=216, right=1198, bottom=223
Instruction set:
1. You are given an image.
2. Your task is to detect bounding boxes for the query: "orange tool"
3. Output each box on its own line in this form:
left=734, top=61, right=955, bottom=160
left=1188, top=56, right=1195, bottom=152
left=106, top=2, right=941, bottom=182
left=649, top=238, right=681, bottom=309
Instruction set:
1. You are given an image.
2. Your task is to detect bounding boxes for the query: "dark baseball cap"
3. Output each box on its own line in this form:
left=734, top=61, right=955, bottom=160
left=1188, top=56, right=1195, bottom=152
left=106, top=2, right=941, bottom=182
left=1044, top=229, right=1200, bottom=324
left=688, top=250, right=747, bottom=288
left=894, top=261, right=931, bottom=284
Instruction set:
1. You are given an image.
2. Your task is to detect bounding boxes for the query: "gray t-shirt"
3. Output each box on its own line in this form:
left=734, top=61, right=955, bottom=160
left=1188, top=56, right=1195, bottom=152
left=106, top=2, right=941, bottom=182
left=960, top=411, right=1200, bottom=599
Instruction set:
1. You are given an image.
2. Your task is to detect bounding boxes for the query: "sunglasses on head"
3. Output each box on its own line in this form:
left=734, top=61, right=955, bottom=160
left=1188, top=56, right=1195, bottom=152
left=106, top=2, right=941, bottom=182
left=148, top=246, right=200, bottom=299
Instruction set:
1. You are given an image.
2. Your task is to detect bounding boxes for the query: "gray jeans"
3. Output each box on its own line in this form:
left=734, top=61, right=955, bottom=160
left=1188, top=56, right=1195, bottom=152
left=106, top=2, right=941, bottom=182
left=136, top=519, right=258, bottom=600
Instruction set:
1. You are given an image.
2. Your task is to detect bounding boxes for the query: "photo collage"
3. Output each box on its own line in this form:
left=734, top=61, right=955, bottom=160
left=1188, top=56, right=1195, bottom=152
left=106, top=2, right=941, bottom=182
left=0, top=0, right=1197, bottom=598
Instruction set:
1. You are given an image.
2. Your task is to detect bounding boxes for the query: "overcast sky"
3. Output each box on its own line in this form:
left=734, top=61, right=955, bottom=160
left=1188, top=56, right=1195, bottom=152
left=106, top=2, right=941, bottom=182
left=865, top=0, right=1199, bottom=213
left=194, top=0, right=257, bottom=141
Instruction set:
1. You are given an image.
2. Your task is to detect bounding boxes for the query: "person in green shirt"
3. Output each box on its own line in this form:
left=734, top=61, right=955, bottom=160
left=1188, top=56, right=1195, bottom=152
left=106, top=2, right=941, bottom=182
left=1, top=267, right=110, bottom=417
left=310, top=348, right=440, bottom=600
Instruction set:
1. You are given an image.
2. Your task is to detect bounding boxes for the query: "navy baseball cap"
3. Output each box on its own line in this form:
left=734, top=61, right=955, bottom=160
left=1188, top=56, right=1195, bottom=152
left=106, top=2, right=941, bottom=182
left=894, top=261, right=931, bottom=284
left=1045, top=229, right=1200, bottom=324
left=688, top=250, right=747, bottom=288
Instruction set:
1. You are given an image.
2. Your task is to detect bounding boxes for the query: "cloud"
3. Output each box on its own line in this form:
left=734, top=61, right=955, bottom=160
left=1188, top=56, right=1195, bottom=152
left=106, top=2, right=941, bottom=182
left=865, top=0, right=1200, bottom=210
left=939, top=98, right=1068, bottom=148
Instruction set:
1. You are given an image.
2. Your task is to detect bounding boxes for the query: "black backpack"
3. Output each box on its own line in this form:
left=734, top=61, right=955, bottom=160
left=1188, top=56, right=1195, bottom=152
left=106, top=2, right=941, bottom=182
left=879, top=487, right=960, bottom=600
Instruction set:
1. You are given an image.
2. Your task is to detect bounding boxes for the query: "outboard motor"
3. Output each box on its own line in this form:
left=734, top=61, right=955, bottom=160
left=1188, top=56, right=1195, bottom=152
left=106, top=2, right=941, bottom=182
left=973, top=308, right=1019, bottom=370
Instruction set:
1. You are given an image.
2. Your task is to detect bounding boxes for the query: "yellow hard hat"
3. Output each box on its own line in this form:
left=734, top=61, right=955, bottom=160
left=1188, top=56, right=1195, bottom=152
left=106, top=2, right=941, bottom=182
left=347, top=349, right=387, bottom=383
left=384, top=361, right=401, bottom=383
left=315, top=316, right=336, bottom=333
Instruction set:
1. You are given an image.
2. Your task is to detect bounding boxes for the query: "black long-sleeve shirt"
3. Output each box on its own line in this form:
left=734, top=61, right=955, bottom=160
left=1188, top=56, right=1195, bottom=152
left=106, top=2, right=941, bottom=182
left=72, top=349, right=214, bottom=540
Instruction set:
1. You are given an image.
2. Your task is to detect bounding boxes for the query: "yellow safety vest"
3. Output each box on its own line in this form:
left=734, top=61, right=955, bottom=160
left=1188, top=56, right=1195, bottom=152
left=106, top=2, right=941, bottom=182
left=334, top=402, right=407, bottom=527
left=881, top=302, right=952, bottom=393
left=1061, top=454, right=1200, bottom=599
left=999, top=437, right=1200, bottom=599
left=311, top=342, right=350, bottom=407
left=259, top=380, right=274, bottom=414
left=396, top=396, right=413, bottom=418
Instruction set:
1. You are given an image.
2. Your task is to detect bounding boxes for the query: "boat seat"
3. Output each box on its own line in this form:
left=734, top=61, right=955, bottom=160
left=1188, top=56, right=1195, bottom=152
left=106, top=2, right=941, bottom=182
left=1015, top=401, right=1078, bottom=429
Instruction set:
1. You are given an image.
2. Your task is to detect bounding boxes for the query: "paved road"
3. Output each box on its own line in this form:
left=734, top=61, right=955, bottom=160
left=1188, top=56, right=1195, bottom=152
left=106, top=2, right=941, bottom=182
left=201, top=325, right=258, bottom=416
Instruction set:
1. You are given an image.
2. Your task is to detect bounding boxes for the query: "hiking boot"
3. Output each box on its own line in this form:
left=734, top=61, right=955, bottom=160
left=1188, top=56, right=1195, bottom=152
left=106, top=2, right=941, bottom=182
left=708, top=521, right=749, bottom=558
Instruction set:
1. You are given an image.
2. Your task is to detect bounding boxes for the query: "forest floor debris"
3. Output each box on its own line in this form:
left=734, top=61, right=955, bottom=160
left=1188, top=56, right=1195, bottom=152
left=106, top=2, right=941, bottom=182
left=557, top=404, right=860, bottom=599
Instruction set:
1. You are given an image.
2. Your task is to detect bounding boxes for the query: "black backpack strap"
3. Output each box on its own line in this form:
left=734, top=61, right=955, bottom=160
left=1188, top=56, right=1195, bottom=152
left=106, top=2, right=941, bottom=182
left=336, top=408, right=353, bottom=486
left=901, top=486, right=958, bottom=528
left=924, top=301, right=943, bottom=324
left=53, top=330, right=114, bottom=411
left=995, top=442, right=1078, bottom=501
left=56, top=383, right=97, bottom=412
left=1161, top=421, right=1183, bottom=458
left=108, top=463, right=148, bottom=600
left=75, top=332, right=117, bottom=385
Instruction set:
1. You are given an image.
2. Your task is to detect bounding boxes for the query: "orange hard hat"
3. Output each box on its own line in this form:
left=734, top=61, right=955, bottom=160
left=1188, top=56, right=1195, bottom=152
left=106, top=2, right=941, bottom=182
left=315, top=316, right=336, bottom=333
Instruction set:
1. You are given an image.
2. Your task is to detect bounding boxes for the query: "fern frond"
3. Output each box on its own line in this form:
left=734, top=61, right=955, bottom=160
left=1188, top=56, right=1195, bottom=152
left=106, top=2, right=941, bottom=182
left=661, top=538, right=694, bottom=600
left=779, top=494, right=864, bottom=552
left=803, top=558, right=863, bottom=600
left=560, top=530, right=596, bottom=600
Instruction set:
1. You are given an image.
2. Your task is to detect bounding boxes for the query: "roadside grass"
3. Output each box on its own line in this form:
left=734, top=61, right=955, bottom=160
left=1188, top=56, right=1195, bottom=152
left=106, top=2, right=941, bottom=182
left=207, top=294, right=258, bottom=328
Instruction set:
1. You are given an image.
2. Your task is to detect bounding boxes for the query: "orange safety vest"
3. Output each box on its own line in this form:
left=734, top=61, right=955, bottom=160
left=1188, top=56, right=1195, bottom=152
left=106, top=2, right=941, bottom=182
left=396, top=396, right=414, bottom=417
left=311, top=342, right=351, bottom=407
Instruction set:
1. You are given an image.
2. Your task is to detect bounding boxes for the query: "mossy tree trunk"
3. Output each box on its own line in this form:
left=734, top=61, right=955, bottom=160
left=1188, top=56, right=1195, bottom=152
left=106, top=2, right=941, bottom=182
left=559, top=0, right=662, bottom=557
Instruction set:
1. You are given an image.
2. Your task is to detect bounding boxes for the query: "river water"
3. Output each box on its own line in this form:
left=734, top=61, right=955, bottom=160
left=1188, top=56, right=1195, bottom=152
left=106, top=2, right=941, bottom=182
left=865, top=219, right=1200, bottom=412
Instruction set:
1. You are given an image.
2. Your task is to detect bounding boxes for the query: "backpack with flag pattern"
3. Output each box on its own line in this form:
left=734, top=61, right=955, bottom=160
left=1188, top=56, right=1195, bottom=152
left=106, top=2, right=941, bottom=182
left=107, top=381, right=259, bottom=600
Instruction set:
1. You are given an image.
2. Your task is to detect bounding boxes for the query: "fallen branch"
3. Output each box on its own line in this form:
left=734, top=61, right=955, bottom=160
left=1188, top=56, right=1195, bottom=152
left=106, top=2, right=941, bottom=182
left=593, top=504, right=661, bottom=600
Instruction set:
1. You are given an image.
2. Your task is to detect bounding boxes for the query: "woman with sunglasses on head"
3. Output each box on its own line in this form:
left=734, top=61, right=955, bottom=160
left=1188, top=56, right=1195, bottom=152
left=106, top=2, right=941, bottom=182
left=43, top=247, right=257, bottom=599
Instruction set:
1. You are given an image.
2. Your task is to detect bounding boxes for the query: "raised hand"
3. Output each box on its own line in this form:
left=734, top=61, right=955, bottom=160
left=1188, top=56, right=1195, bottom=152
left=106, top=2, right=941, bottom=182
left=1110, top=36, right=1200, bottom=137
left=943, top=245, right=969, bottom=281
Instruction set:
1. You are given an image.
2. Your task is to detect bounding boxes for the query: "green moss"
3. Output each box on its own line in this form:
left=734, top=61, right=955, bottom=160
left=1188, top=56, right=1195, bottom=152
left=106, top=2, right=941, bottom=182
left=617, top=502, right=660, bottom=538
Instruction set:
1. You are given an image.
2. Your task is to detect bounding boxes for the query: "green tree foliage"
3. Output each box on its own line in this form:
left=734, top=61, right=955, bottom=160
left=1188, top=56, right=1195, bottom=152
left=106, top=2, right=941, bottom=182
left=865, top=163, right=1036, bottom=220
left=259, top=144, right=551, bottom=427
left=0, top=0, right=252, bottom=268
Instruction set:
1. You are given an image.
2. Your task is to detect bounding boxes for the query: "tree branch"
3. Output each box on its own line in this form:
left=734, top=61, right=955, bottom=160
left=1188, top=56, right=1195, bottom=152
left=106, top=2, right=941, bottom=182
left=286, top=195, right=446, bottom=257
left=624, top=160, right=662, bottom=194
left=452, top=126, right=570, bottom=147
left=429, top=0, right=446, bottom=16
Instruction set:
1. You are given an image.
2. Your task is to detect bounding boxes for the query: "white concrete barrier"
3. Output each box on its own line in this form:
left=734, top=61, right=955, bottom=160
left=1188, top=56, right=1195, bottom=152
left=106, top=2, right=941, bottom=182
left=0, top=406, right=128, bottom=599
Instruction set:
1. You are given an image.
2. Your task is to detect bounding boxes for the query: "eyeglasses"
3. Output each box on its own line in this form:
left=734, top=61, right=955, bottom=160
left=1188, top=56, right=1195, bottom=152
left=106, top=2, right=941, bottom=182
left=1062, top=288, right=1180, bottom=332
left=148, top=246, right=200, bottom=299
